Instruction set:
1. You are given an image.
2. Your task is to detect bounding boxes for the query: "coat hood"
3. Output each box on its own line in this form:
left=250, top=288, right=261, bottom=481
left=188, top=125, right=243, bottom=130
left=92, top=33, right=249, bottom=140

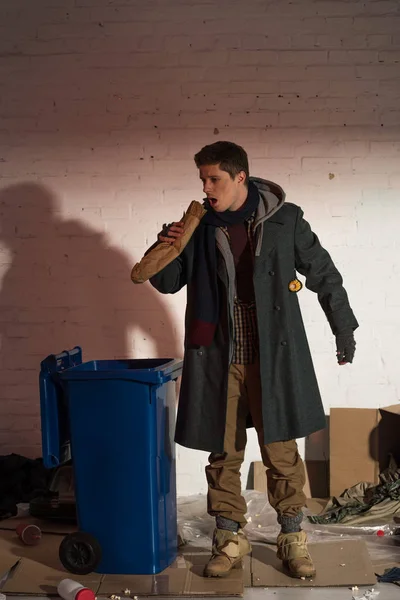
left=249, top=176, right=286, bottom=256
left=250, top=176, right=286, bottom=225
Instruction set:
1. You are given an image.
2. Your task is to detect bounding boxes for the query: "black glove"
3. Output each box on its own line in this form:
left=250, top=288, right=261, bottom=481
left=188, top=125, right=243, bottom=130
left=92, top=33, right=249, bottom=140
left=335, top=330, right=356, bottom=365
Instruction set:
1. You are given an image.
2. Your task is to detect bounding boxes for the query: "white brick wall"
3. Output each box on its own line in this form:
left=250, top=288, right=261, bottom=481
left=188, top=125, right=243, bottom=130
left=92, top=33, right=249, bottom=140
left=0, top=0, right=399, bottom=495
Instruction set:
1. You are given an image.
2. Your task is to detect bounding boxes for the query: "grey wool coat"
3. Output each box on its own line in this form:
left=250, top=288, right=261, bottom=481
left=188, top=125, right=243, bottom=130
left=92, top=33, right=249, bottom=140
left=150, top=177, right=358, bottom=453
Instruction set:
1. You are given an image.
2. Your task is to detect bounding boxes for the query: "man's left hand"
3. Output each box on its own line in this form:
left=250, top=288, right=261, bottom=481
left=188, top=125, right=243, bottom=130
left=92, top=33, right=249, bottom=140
left=335, top=330, right=356, bottom=365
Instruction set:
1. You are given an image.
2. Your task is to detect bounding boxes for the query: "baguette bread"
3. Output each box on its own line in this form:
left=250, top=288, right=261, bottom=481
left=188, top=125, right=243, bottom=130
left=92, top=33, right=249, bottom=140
left=131, top=200, right=206, bottom=284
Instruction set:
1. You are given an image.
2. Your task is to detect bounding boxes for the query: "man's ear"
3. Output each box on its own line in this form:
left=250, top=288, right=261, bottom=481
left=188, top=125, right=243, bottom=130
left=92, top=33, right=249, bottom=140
left=237, top=170, right=247, bottom=185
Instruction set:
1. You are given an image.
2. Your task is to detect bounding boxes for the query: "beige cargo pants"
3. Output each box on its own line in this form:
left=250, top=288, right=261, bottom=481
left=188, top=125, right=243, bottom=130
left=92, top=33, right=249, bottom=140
left=206, top=362, right=307, bottom=528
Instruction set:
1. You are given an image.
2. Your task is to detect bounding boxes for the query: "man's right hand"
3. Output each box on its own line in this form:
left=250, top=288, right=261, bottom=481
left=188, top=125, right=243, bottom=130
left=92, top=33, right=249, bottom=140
left=158, top=221, right=185, bottom=244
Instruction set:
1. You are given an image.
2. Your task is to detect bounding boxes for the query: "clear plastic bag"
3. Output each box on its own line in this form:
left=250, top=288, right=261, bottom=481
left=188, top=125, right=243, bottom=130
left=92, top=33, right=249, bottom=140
left=177, top=490, right=400, bottom=562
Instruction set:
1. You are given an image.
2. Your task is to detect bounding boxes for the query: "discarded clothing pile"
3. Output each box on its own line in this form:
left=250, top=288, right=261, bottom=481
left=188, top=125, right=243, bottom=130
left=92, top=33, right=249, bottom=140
left=309, top=460, right=400, bottom=525
left=0, top=454, right=51, bottom=519
left=377, top=567, right=400, bottom=584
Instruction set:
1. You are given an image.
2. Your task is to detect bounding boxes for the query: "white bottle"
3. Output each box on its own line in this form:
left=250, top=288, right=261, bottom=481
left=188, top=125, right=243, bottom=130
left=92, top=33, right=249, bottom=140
left=57, top=579, right=95, bottom=600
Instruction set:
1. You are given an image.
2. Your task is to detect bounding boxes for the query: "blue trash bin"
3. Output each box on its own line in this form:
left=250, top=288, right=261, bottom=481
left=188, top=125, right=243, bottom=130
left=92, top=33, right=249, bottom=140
left=40, top=347, right=183, bottom=575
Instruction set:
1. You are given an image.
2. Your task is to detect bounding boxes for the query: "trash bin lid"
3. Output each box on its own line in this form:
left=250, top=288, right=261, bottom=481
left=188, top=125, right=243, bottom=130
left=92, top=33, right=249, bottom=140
left=58, top=358, right=183, bottom=385
left=40, top=351, right=183, bottom=469
left=40, top=347, right=83, bottom=469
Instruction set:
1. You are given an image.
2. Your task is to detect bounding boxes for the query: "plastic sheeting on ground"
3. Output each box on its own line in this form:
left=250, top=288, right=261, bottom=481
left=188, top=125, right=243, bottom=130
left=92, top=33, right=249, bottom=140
left=177, top=490, right=400, bottom=564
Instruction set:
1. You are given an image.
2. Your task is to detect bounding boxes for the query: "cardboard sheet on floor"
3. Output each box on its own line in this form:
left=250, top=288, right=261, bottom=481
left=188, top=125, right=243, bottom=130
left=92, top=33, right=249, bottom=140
left=251, top=540, right=376, bottom=587
left=0, top=529, right=68, bottom=571
left=2, top=558, right=102, bottom=595
left=0, top=515, right=76, bottom=535
left=0, top=532, right=243, bottom=597
left=98, top=551, right=244, bottom=596
left=1, top=529, right=375, bottom=594
left=0, top=530, right=102, bottom=595
left=0, top=542, right=19, bottom=579
left=242, top=554, right=252, bottom=588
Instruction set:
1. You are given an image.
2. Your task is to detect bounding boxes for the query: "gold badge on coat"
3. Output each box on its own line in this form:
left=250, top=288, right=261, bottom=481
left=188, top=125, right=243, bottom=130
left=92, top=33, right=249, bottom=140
left=288, top=279, right=303, bottom=292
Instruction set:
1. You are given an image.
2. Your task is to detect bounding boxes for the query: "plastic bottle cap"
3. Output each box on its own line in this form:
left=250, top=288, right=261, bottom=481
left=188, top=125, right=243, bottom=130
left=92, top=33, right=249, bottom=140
left=76, top=589, right=96, bottom=600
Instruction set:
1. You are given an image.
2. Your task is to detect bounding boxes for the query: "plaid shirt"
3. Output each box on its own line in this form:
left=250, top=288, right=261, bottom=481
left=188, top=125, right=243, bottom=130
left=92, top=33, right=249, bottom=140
left=222, top=216, right=259, bottom=365
left=233, top=299, right=258, bottom=364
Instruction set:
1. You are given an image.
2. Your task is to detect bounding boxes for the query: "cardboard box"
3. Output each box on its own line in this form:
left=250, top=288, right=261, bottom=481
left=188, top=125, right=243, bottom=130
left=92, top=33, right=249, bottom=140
left=330, top=404, right=400, bottom=497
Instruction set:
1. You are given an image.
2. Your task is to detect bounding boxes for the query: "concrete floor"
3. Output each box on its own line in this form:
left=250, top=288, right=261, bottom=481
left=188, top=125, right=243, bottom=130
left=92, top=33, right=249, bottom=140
left=244, top=585, right=398, bottom=600
left=133, top=586, right=396, bottom=600
left=4, top=586, right=398, bottom=600
left=1, top=586, right=397, bottom=600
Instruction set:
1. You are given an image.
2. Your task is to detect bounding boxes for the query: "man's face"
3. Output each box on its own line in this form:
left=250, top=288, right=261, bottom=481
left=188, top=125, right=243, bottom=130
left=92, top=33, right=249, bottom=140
left=199, top=164, right=247, bottom=212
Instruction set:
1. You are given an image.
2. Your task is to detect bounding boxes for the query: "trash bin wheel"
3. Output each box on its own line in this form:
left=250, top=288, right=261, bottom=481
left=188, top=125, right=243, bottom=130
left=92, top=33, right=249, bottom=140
left=59, top=531, right=102, bottom=575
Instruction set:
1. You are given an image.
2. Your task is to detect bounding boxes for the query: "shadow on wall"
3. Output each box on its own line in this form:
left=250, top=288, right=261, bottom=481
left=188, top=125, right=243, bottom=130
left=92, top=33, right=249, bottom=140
left=0, top=182, right=181, bottom=457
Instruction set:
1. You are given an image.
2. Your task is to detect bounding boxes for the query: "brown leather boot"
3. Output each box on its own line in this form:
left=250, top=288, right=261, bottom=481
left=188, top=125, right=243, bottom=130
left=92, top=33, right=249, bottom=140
left=203, top=528, right=251, bottom=578
left=277, top=530, right=316, bottom=578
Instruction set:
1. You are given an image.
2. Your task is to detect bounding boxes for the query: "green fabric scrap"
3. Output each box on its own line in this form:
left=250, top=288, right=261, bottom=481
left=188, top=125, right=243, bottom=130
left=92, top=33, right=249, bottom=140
left=308, top=463, right=400, bottom=525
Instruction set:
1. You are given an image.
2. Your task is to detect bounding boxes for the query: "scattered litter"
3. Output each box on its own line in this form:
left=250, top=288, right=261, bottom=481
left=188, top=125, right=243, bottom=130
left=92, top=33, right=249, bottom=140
left=16, top=523, right=42, bottom=546
left=300, top=577, right=306, bottom=580
left=340, top=563, right=346, bottom=567
left=257, top=524, right=262, bottom=528
left=352, top=588, right=380, bottom=600
left=58, top=580, right=95, bottom=600
left=123, top=591, right=131, bottom=596
left=248, top=516, right=252, bottom=522
left=363, top=589, right=379, bottom=600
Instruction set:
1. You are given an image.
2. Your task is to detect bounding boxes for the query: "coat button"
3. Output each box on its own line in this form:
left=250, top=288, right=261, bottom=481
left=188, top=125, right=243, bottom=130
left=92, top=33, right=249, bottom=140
left=197, top=350, right=203, bottom=356
left=274, top=305, right=281, bottom=311
left=269, top=270, right=275, bottom=276
left=281, top=341, right=287, bottom=346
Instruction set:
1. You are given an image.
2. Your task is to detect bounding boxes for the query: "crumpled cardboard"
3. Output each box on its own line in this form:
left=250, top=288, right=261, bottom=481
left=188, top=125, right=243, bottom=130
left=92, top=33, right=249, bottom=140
left=131, top=200, right=206, bottom=284
left=330, top=405, right=400, bottom=497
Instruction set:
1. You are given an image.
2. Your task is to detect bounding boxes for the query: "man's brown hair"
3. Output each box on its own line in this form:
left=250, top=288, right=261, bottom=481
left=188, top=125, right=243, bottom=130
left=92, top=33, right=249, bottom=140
left=194, top=141, right=249, bottom=185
